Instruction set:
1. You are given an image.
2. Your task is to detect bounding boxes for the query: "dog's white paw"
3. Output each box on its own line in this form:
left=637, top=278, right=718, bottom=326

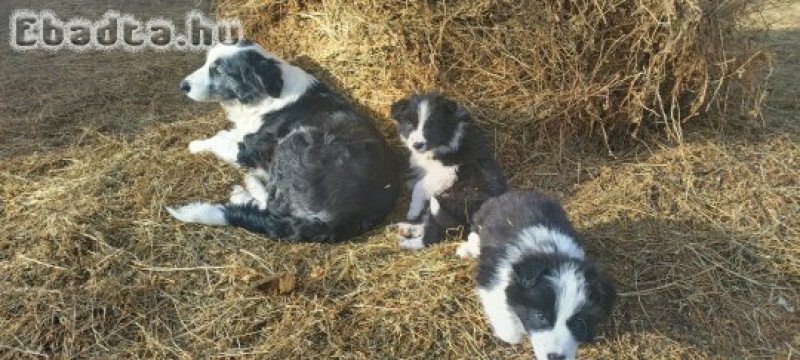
left=398, top=235, right=425, bottom=250
left=456, top=232, right=481, bottom=258
left=494, top=328, right=524, bottom=345
left=243, top=173, right=269, bottom=209
left=188, top=139, right=208, bottom=154
left=165, top=203, right=227, bottom=225
left=456, top=243, right=474, bottom=258
left=229, top=185, right=252, bottom=205
left=393, top=222, right=424, bottom=238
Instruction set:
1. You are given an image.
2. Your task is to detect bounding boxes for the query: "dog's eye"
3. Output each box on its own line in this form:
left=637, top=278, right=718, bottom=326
left=531, top=311, right=548, bottom=327
left=397, top=122, right=413, bottom=132
left=209, top=62, right=220, bottom=74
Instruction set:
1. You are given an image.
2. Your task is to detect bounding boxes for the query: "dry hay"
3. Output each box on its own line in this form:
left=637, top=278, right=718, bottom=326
left=218, top=0, right=769, bottom=147
left=1, top=117, right=798, bottom=358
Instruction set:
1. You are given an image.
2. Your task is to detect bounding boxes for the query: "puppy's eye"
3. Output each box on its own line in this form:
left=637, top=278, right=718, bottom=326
left=209, top=62, right=220, bottom=74
left=531, top=311, right=548, bottom=326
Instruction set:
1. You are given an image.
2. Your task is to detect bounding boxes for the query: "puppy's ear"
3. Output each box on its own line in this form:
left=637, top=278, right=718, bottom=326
left=454, top=104, right=471, bottom=121
left=252, top=58, right=283, bottom=98
left=585, top=265, right=617, bottom=317
left=227, top=51, right=284, bottom=103
left=512, top=259, right=549, bottom=289
left=237, top=39, right=254, bottom=47
left=442, top=97, right=471, bottom=121
left=390, top=98, right=411, bottom=123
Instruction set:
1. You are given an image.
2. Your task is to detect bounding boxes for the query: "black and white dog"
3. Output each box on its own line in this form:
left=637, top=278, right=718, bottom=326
left=389, top=93, right=507, bottom=249
left=457, top=191, right=616, bottom=360
left=167, top=41, right=400, bottom=242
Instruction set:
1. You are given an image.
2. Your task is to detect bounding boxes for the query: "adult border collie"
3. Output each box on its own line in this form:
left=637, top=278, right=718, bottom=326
left=389, top=92, right=507, bottom=249
left=457, top=191, right=616, bottom=360
left=167, top=41, right=400, bottom=242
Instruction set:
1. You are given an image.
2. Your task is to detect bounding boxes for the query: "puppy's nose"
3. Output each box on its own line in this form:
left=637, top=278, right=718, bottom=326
left=180, top=80, right=191, bottom=93
left=412, top=142, right=426, bottom=151
left=547, top=354, right=566, bottom=360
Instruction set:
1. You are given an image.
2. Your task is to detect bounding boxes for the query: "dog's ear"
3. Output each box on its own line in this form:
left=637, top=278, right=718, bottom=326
left=442, top=97, right=471, bottom=121
left=250, top=55, right=283, bottom=98
left=237, top=38, right=254, bottom=47
left=454, top=104, right=471, bottom=121
left=512, top=258, right=549, bottom=289
left=585, top=265, right=617, bottom=317
left=390, top=98, right=411, bottom=123
left=225, top=50, right=284, bottom=104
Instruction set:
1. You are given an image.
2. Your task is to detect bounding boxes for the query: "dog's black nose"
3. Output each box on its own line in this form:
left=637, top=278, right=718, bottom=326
left=412, top=142, right=426, bottom=151
left=547, top=354, right=566, bottom=360
left=180, top=80, right=191, bottom=93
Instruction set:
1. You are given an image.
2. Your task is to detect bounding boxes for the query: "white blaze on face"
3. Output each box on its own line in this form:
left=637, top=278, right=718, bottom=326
left=529, top=265, right=587, bottom=360
left=515, top=225, right=586, bottom=260
left=183, top=43, right=246, bottom=101
left=406, top=99, right=429, bottom=151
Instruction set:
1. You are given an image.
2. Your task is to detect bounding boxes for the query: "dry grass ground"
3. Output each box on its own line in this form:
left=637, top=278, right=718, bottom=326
left=0, top=0, right=798, bottom=359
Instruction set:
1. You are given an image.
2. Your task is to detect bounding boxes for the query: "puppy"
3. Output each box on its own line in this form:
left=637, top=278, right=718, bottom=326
left=167, top=40, right=400, bottom=242
left=458, top=191, right=616, bottom=360
left=390, top=92, right=507, bottom=249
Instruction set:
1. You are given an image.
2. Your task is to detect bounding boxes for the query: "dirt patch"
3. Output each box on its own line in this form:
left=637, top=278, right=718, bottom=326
left=0, top=0, right=215, bottom=158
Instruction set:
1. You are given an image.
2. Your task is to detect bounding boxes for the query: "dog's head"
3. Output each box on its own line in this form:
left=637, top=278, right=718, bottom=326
left=390, top=93, right=470, bottom=155
left=506, top=256, right=616, bottom=360
left=180, top=40, right=283, bottom=104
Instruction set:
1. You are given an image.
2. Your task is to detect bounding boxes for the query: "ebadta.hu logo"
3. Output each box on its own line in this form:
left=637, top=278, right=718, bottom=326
left=9, top=9, right=243, bottom=52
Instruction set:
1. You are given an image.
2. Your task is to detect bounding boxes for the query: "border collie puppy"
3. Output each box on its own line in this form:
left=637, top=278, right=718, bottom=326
left=389, top=92, right=507, bottom=249
left=167, top=40, right=400, bottom=242
left=457, top=191, right=616, bottom=360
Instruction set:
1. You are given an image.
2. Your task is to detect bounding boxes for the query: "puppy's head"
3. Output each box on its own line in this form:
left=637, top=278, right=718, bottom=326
left=507, top=256, right=616, bottom=360
left=180, top=40, right=283, bottom=104
left=390, top=93, right=470, bottom=155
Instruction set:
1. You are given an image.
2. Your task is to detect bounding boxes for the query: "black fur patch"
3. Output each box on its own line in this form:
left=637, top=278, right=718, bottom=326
left=506, top=255, right=559, bottom=331
left=231, top=83, right=401, bottom=241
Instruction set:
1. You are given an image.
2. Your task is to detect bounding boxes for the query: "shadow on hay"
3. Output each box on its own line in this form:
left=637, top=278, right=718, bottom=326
left=292, top=55, right=402, bottom=138
left=582, top=215, right=798, bottom=356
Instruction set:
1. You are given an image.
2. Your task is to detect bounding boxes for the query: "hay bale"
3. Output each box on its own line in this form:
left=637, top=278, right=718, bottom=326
left=217, top=0, right=767, bottom=146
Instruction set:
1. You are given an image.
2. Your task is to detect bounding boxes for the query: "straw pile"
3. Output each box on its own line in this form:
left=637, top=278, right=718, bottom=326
left=218, top=0, right=768, bottom=146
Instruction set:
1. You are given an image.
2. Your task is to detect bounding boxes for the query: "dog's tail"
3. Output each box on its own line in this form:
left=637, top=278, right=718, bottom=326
left=166, top=202, right=335, bottom=242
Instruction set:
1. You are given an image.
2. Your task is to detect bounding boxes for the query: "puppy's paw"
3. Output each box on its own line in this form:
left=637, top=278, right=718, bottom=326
left=456, top=242, right=476, bottom=258
left=494, top=329, right=524, bottom=345
left=393, top=222, right=424, bottom=238
left=229, top=185, right=252, bottom=205
left=398, top=235, right=425, bottom=250
left=188, top=139, right=208, bottom=154
left=456, top=232, right=481, bottom=258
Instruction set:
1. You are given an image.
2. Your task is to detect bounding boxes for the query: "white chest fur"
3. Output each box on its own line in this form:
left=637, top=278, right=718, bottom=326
left=410, top=152, right=459, bottom=196
left=223, top=100, right=268, bottom=136
left=405, top=151, right=459, bottom=220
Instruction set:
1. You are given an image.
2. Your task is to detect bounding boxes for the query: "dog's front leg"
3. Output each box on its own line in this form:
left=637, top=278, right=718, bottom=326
left=188, top=130, right=240, bottom=165
left=406, top=180, right=429, bottom=221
